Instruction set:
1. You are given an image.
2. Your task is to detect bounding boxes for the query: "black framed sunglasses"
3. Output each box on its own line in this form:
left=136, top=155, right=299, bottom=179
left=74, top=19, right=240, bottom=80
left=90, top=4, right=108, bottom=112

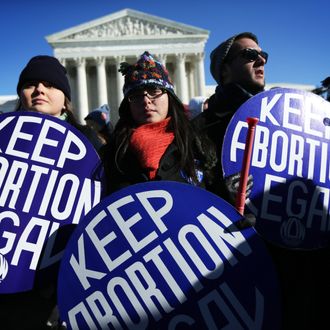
left=227, top=48, right=268, bottom=64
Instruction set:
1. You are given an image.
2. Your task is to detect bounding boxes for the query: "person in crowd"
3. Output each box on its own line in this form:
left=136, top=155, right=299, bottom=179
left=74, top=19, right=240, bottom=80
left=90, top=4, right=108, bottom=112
left=1, top=55, right=106, bottom=330
left=84, top=104, right=113, bottom=144
left=192, top=32, right=266, bottom=201
left=15, top=55, right=104, bottom=154
left=104, top=51, right=217, bottom=194
left=187, top=96, right=209, bottom=119
left=192, top=32, right=328, bottom=330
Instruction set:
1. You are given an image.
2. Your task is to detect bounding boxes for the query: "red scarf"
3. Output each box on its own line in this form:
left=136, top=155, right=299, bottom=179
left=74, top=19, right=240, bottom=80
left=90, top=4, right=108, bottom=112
left=130, top=117, right=174, bottom=179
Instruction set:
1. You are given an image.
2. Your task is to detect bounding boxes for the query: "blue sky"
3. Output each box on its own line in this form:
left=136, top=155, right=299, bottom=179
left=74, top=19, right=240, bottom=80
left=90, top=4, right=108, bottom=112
left=1, top=0, right=329, bottom=96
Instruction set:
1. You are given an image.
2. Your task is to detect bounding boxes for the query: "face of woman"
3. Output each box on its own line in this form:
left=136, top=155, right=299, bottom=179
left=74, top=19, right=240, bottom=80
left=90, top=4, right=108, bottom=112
left=128, top=87, right=169, bottom=125
left=19, top=81, right=66, bottom=117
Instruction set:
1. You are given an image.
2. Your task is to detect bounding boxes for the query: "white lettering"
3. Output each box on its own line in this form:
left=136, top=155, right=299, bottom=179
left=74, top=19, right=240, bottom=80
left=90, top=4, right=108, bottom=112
left=11, top=217, right=50, bottom=269
left=31, top=119, right=66, bottom=165
left=69, top=234, right=106, bottom=290
left=57, top=130, right=86, bottom=168
left=0, top=211, right=20, bottom=254
left=126, top=261, right=174, bottom=321
left=86, top=209, right=132, bottom=272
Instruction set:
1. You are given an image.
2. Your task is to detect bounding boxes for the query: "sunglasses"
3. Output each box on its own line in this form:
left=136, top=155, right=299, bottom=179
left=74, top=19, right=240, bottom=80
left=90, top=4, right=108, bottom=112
left=227, top=48, right=268, bottom=63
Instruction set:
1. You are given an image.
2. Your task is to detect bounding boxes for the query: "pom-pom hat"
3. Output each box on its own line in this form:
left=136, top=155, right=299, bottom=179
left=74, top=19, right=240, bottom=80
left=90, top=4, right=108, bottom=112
left=119, top=51, right=175, bottom=97
left=17, top=55, right=71, bottom=100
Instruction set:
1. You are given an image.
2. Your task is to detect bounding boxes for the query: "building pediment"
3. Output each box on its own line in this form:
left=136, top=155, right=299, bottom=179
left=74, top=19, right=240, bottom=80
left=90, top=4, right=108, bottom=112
left=46, top=8, right=209, bottom=45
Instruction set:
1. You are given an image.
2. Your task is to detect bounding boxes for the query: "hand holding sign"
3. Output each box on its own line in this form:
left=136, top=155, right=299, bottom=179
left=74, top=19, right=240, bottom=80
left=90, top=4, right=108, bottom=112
left=0, top=112, right=105, bottom=293
left=222, top=88, right=330, bottom=249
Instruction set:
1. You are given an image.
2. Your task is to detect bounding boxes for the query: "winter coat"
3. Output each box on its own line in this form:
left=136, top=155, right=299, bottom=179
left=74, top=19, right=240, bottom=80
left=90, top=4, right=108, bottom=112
left=67, top=116, right=105, bottom=154
left=192, top=83, right=253, bottom=200
left=193, top=84, right=330, bottom=329
left=105, top=140, right=211, bottom=194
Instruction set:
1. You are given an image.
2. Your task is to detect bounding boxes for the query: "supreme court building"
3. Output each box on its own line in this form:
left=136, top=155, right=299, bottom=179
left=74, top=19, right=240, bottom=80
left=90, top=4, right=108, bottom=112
left=46, top=9, right=209, bottom=124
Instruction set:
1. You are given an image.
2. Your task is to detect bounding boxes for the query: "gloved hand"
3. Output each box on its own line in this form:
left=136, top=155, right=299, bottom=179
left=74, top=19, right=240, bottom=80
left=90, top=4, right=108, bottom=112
left=225, top=172, right=255, bottom=229
left=224, top=213, right=256, bottom=233
left=236, top=213, right=256, bottom=229
left=224, top=172, right=253, bottom=206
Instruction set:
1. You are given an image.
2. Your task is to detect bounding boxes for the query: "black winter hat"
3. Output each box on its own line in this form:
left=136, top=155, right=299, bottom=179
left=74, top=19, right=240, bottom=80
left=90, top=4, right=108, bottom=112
left=210, top=32, right=258, bottom=85
left=17, top=55, right=71, bottom=100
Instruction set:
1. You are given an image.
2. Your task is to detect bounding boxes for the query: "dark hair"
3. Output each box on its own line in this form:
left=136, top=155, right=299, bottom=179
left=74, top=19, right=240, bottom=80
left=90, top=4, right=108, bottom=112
left=113, top=93, right=216, bottom=185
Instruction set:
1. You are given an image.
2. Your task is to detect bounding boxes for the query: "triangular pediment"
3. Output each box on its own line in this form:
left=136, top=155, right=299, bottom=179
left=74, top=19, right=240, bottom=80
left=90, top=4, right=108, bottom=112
left=46, top=8, right=209, bottom=43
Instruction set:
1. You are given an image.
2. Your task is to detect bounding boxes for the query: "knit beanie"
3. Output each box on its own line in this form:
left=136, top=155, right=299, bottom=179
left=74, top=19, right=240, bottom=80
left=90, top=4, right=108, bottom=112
left=119, top=51, right=176, bottom=97
left=84, top=104, right=110, bottom=128
left=17, top=55, right=71, bottom=100
left=188, top=96, right=207, bottom=119
left=210, top=32, right=258, bottom=85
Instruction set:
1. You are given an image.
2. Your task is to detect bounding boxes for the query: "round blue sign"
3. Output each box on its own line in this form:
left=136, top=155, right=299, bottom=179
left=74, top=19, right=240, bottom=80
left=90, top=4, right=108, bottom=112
left=58, top=181, right=281, bottom=329
left=0, top=111, right=105, bottom=293
left=222, top=88, right=330, bottom=249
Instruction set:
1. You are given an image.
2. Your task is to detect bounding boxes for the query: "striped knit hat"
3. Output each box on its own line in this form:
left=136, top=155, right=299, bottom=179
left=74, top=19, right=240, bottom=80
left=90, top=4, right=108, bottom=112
left=119, top=51, right=175, bottom=96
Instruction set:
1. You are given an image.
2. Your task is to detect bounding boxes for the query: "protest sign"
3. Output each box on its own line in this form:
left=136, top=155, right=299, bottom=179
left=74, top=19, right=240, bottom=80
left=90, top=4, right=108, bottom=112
left=58, top=181, right=281, bottom=329
left=222, top=88, right=330, bottom=249
left=0, top=111, right=105, bottom=293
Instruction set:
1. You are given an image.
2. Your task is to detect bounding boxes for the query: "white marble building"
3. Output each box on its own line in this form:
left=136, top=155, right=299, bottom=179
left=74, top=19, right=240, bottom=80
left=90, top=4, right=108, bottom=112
left=46, top=9, right=210, bottom=124
left=0, top=9, right=316, bottom=118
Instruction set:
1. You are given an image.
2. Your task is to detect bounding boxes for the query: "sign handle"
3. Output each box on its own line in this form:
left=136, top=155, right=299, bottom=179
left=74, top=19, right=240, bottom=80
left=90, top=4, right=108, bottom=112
left=235, top=117, right=259, bottom=215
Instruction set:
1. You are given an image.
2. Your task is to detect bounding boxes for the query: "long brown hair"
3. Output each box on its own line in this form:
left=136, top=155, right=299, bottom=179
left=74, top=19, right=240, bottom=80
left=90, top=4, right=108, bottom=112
left=113, top=92, right=216, bottom=185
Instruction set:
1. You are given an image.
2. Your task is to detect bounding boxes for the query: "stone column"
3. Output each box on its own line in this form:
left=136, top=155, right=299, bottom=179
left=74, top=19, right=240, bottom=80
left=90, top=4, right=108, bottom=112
left=115, top=56, right=125, bottom=107
left=188, top=61, right=195, bottom=99
left=156, top=53, right=167, bottom=66
left=58, top=58, right=66, bottom=67
left=96, top=56, right=108, bottom=107
left=58, top=58, right=72, bottom=99
left=176, top=53, right=188, bottom=103
left=75, top=57, right=89, bottom=123
left=195, top=52, right=206, bottom=97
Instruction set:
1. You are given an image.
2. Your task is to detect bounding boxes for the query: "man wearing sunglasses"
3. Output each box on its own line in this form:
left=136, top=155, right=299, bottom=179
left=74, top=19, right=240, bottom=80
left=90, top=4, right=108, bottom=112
left=193, top=32, right=266, bottom=201
left=194, top=32, right=328, bottom=330
left=211, top=32, right=267, bottom=95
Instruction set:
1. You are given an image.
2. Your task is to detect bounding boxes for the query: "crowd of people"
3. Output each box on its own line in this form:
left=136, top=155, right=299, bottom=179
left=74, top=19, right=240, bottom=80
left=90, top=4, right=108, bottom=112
left=0, top=31, right=329, bottom=330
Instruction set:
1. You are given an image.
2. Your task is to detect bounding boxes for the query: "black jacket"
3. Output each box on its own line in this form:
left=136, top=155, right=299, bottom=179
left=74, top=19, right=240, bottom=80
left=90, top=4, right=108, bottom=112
left=105, top=141, right=209, bottom=194
left=193, top=84, right=330, bottom=329
left=67, top=118, right=105, bottom=154
left=192, top=83, right=253, bottom=200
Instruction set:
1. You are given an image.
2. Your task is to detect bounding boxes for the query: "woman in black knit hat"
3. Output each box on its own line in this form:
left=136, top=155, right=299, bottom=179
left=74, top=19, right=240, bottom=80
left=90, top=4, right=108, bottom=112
left=15, top=55, right=104, bottom=153
left=104, top=51, right=217, bottom=194
left=1, top=55, right=105, bottom=329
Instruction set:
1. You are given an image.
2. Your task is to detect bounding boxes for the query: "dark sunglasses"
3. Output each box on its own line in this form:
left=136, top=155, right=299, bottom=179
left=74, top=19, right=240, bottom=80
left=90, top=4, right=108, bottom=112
left=227, top=48, right=268, bottom=64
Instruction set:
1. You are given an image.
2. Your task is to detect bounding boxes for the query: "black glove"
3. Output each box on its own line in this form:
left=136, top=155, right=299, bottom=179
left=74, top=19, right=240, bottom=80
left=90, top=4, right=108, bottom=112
left=236, top=213, right=256, bottom=229
left=224, top=213, right=256, bottom=233
left=224, top=172, right=253, bottom=206
left=224, top=172, right=255, bottom=229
